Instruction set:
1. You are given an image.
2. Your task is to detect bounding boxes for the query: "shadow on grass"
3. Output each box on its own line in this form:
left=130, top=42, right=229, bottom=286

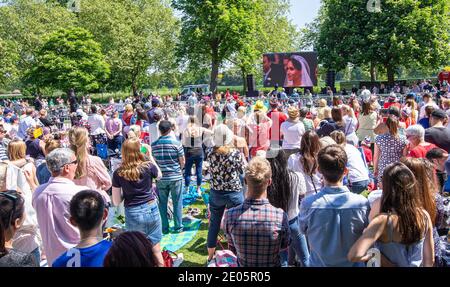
left=186, top=238, right=207, bottom=254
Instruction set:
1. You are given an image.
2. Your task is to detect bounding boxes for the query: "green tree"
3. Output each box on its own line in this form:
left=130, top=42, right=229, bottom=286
left=173, top=0, right=259, bottom=92
left=0, top=0, right=77, bottom=87
left=313, top=0, right=450, bottom=84
left=78, top=0, right=179, bottom=93
left=26, top=27, right=110, bottom=93
left=0, top=36, right=19, bottom=88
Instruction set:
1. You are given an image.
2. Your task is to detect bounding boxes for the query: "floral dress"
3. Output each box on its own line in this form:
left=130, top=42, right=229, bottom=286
left=206, top=149, right=246, bottom=192
left=434, top=194, right=450, bottom=266
left=375, top=133, right=407, bottom=183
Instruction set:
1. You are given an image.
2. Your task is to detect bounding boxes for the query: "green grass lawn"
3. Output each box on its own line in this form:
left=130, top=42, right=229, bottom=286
left=178, top=199, right=227, bottom=267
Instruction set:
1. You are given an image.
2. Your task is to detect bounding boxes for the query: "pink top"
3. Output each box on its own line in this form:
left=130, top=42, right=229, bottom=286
left=106, top=118, right=122, bottom=136
left=73, top=155, right=112, bottom=203
left=32, top=177, right=89, bottom=266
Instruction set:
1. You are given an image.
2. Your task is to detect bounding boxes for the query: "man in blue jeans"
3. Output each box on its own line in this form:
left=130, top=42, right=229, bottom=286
left=152, top=120, right=185, bottom=234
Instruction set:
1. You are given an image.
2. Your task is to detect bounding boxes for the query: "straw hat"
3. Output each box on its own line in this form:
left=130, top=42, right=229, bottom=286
left=254, top=100, right=265, bottom=111
left=287, top=106, right=299, bottom=120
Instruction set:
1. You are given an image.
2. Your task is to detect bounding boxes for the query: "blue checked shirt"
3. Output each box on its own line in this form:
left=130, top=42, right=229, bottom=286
left=151, top=135, right=184, bottom=181
left=223, top=198, right=290, bottom=267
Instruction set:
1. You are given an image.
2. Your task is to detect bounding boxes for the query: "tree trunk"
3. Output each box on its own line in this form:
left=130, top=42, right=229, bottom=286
left=210, top=58, right=219, bottom=94
left=370, top=63, right=377, bottom=82
left=210, top=41, right=219, bottom=94
left=386, top=65, right=395, bottom=86
left=131, top=80, right=137, bottom=96
left=241, top=67, right=247, bottom=94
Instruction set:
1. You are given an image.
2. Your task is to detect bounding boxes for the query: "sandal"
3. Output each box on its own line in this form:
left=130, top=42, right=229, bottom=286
left=190, top=208, right=200, bottom=217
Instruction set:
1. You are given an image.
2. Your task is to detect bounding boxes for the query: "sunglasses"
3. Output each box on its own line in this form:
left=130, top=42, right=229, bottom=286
left=63, top=159, right=78, bottom=167
left=0, top=191, right=19, bottom=229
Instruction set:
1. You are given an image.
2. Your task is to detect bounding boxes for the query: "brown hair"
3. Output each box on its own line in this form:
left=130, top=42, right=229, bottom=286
left=299, top=130, right=320, bottom=176
left=331, top=107, right=344, bottom=127
left=103, top=231, right=157, bottom=267
left=385, top=115, right=399, bottom=137
left=425, top=105, right=435, bottom=117
left=318, top=145, right=347, bottom=183
left=330, top=130, right=346, bottom=146
left=380, top=162, right=426, bottom=244
left=400, top=157, right=437, bottom=226
left=361, top=101, right=373, bottom=115
left=8, top=140, right=26, bottom=161
left=118, top=138, right=150, bottom=181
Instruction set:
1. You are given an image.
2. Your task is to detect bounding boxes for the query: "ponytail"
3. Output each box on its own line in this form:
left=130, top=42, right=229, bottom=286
left=386, top=115, right=399, bottom=137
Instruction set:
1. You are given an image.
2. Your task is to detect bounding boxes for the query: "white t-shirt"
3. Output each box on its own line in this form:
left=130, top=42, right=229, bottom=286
left=288, top=153, right=322, bottom=198
left=288, top=171, right=306, bottom=221
left=87, top=114, right=106, bottom=135
left=149, top=122, right=160, bottom=144
left=281, top=121, right=305, bottom=149
left=8, top=162, right=41, bottom=253
left=343, top=115, right=358, bottom=136
left=176, top=115, right=189, bottom=137
left=419, top=102, right=439, bottom=120
left=344, top=144, right=369, bottom=183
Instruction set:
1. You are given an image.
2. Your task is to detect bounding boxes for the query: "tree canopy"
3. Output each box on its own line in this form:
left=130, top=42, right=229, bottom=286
left=26, top=27, right=110, bottom=93
left=0, top=0, right=448, bottom=93
left=312, top=0, right=450, bottom=84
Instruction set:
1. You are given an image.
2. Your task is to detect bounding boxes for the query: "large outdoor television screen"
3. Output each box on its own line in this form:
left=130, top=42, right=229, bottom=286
left=263, top=52, right=318, bottom=88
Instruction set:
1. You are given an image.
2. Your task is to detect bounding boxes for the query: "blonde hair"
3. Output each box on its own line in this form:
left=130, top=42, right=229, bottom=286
left=124, top=104, right=133, bottom=113
left=319, top=136, right=336, bottom=149
left=319, top=99, right=327, bottom=107
left=118, top=138, right=149, bottom=181
left=8, top=139, right=26, bottom=161
left=44, top=139, right=61, bottom=155
left=323, top=107, right=332, bottom=119
left=245, top=156, right=272, bottom=192
left=68, top=126, right=89, bottom=179
left=128, top=125, right=141, bottom=139
left=442, top=98, right=450, bottom=109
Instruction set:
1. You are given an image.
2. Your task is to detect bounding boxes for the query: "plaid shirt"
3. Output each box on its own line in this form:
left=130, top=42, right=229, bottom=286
left=223, top=198, right=290, bottom=267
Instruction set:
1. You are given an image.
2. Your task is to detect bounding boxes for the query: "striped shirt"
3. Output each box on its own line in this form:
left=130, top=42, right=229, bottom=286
left=223, top=198, right=290, bottom=267
left=151, top=135, right=184, bottom=181
left=0, top=140, right=9, bottom=161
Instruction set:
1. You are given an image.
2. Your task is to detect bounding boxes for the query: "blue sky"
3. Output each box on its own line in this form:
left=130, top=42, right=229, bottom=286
left=289, top=0, right=322, bottom=29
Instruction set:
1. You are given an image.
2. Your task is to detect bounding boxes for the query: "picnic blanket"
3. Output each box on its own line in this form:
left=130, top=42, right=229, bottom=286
left=160, top=216, right=202, bottom=252
left=182, top=181, right=211, bottom=207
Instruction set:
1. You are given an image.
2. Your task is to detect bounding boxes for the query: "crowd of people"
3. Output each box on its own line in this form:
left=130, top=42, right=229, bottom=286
left=0, top=79, right=449, bottom=268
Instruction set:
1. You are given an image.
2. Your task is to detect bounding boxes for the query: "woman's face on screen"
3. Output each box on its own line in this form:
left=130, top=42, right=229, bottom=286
left=286, top=60, right=301, bottom=82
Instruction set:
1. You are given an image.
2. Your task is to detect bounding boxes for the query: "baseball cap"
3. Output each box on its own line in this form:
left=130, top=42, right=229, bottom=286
left=431, top=109, right=447, bottom=120
left=362, top=136, right=371, bottom=147
left=151, top=98, right=160, bottom=106
left=388, top=92, right=397, bottom=101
